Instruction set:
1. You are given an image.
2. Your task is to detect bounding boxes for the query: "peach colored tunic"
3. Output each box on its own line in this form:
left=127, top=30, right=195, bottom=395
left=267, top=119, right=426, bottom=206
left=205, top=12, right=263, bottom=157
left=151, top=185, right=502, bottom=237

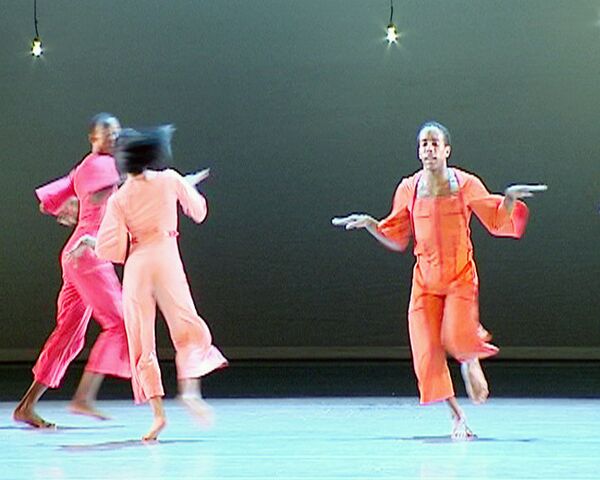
left=33, top=153, right=130, bottom=388
left=96, top=169, right=227, bottom=403
left=377, top=168, right=528, bottom=404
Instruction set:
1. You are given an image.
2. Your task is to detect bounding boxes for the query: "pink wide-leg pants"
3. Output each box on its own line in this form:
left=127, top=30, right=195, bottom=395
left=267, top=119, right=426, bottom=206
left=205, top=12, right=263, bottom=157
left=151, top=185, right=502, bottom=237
left=32, top=248, right=130, bottom=388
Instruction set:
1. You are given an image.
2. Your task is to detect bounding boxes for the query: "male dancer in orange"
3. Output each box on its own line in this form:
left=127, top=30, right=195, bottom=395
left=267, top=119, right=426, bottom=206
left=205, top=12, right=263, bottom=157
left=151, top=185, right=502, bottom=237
left=96, top=127, right=227, bottom=441
left=333, top=121, right=546, bottom=439
left=13, top=113, right=130, bottom=428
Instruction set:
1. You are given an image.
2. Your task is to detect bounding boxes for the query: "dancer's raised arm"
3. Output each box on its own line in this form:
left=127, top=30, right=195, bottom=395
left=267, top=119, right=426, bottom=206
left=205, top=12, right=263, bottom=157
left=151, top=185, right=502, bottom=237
left=331, top=214, right=405, bottom=251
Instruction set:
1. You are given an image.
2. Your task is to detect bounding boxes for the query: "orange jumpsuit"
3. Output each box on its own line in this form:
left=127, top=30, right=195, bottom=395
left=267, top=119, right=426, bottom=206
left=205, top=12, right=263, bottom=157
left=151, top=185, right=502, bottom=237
left=377, top=168, right=528, bottom=404
left=95, top=169, right=227, bottom=404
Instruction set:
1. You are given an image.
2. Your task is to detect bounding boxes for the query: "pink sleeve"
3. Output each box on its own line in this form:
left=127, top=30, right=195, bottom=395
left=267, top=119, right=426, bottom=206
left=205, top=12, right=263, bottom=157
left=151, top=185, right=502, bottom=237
left=376, top=179, right=412, bottom=251
left=464, top=174, right=529, bottom=238
left=35, top=175, right=76, bottom=216
left=170, top=170, right=208, bottom=224
left=95, top=195, right=128, bottom=264
left=77, top=155, right=120, bottom=195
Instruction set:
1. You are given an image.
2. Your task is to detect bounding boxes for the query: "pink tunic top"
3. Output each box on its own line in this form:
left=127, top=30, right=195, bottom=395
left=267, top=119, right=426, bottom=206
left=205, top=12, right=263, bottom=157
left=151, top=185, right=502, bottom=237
left=96, top=169, right=207, bottom=263
left=35, top=153, right=121, bottom=252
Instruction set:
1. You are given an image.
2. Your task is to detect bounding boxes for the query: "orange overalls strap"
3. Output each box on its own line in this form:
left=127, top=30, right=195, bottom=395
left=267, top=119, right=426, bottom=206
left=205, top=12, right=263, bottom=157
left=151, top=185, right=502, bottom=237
left=408, top=168, right=469, bottom=251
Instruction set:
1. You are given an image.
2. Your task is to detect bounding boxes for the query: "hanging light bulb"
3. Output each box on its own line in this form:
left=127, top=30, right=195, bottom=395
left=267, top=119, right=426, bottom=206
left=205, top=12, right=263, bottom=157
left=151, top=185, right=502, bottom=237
left=385, top=0, right=399, bottom=44
left=31, top=0, right=43, bottom=57
left=31, top=36, right=43, bottom=57
left=386, top=23, right=399, bottom=44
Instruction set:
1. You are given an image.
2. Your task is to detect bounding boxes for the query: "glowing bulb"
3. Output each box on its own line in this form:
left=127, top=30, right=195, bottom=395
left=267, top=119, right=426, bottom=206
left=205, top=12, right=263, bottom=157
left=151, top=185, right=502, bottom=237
left=31, top=36, right=43, bottom=57
left=386, top=23, right=398, bottom=44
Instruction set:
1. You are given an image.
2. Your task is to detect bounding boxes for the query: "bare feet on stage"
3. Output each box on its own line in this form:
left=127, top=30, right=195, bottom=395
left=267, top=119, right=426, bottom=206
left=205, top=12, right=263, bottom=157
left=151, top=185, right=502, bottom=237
left=442, top=360, right=488, bottom=439
left=69, top=371, right=108, bottom=419
left=13, top=381, right=56, bottom=429
left=451, top=413, right=476, bottom=441
left=68, top=400, right=111, bottom=420
left=446, top=396, right=477, bottom=440
left=178, top=395, right=215, bottom=427
left=142, top=396, right=168, bottom=441
left=461, top=358, right=489, bottom=404
left=142, top=416, right=167, bottom=442
left=178, top=378, right=214, bottom=426
left=13, top=405, right=56, bottom=429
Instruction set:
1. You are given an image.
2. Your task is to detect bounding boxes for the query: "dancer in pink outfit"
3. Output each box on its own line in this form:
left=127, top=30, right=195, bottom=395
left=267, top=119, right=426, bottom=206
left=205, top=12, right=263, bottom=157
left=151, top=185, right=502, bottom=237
left=13, top=114, right=131, bottom=428
left=96, top=126, right=227, bottom=441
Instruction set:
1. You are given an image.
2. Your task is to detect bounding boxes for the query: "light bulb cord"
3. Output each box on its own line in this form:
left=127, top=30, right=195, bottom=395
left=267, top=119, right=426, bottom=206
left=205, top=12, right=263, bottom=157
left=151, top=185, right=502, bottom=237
left=34, top=0, right=40, bottom=38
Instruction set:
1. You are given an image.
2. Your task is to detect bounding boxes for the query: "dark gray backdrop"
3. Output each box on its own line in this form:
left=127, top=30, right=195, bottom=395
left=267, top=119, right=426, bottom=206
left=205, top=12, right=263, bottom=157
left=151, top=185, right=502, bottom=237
left=1, top=0, right=598, bottom=360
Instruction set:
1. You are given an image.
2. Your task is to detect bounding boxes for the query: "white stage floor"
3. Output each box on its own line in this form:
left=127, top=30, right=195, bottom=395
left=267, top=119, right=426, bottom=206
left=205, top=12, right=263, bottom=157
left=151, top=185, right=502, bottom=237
left=2, top=397, right=599, bottom=479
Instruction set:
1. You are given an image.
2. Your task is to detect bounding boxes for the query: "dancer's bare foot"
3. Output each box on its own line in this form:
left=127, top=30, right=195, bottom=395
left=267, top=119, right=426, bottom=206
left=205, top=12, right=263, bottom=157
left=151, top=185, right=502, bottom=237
left=142, top=416, right=167, bottom=442
left=178, top=395, right=214, bottom=427
left=13, top=405, right=56, bottom=429
left=68, top=400, right=111, bottom=420
left=451, top=414, right=476, bottom=441
left=461, top=359, right=489, bottom=404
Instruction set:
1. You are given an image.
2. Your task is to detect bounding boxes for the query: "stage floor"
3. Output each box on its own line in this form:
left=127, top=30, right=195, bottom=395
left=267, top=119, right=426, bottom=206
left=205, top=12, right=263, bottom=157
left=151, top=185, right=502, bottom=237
left=2, top=397, right=599, bottom=480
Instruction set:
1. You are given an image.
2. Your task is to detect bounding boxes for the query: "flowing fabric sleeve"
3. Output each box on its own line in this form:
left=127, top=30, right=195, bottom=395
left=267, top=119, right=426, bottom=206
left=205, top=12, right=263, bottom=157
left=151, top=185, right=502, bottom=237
left=169, top=170, right=208, bottom=224
left=462, top=173, right=529, bottom=238
left=95, top=195, right=128, bottom=264
left=35, top=175, right=76, bottom=216
left=375, top=178, right=413, bottom=251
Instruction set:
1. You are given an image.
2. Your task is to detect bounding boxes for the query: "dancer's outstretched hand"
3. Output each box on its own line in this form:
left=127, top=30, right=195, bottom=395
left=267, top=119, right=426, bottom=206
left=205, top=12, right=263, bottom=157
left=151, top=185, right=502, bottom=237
left=54, top=197, right=79, bottom=227
left=185, top=168, right=210, bottom=186
left=504, top=184, right=547, bottom=200
left=331, top=214, right=377, bottom=230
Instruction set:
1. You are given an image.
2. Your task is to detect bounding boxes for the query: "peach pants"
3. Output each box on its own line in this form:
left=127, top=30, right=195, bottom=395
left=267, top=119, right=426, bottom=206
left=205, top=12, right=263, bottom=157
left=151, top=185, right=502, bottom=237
left=122, top=238, right=227, bottom=404
left=33, top=248, right=130, bottom=388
